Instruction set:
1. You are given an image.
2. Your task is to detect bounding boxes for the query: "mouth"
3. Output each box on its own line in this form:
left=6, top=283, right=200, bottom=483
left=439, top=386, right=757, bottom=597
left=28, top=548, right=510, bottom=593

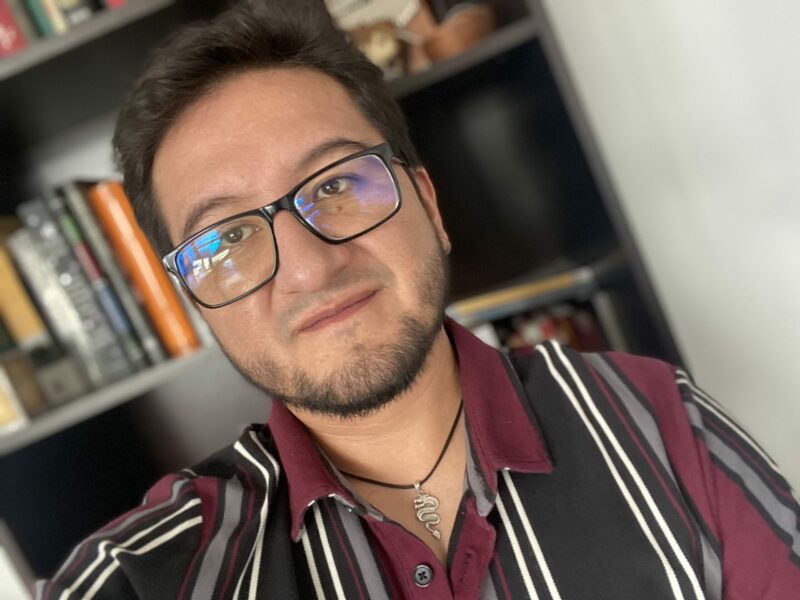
left=297, top=289, right=379, bottom=334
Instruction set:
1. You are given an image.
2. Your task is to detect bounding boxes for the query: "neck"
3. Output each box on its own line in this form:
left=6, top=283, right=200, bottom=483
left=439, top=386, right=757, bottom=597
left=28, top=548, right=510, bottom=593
left=286, top=326, right=462, bottom=485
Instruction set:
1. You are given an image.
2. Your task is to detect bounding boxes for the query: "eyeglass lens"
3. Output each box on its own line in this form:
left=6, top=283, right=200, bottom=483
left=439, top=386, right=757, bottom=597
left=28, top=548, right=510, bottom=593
left=175, top=153, right=399, bottom=306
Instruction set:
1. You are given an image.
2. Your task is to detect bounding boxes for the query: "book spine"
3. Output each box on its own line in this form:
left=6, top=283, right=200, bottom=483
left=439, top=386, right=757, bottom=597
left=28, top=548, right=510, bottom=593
left=6, top=229, right=93, bottom=405
left=5, top=0, right=38, bottom=41
left=0, top=0, right=28, bottom=56
left=21, top=0, right=52, bottom=36
left=40, top=0, right=68, bottom=33
left=87, top=181, right=200, bottom=358
left=0, top=364, right=28, bottom=433
left=0, top=351, right=47, bottom=417
left=0, top=246, right=51, bottom=353
left=7, top=228, right=93, bottom=383
left=62, top=182, right=166, bottom=365
left=48, top=190, right=148, bottom=371
left=0, top=241, right=87, bottom=406
left=54, top=0, right=94, bottom=27
left=17, top=198, right=134, bottom=386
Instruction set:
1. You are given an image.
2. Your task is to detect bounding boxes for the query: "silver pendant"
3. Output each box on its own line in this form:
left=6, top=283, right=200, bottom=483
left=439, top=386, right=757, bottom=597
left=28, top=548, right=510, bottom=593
left=413, top=483, right=442, bottom=540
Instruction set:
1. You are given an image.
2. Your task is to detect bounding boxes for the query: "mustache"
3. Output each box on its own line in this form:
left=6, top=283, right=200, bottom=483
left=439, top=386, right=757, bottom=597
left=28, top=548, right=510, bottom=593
left=279, top=268, right=391, bottom=335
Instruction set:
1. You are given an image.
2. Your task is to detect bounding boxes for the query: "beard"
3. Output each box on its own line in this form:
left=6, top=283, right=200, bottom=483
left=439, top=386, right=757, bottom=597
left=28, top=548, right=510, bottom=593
left=218, top=241, right=450, bottom=419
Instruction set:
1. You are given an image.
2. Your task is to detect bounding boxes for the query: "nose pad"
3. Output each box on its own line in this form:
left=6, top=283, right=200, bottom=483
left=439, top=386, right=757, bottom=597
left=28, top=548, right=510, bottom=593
left=272, top=209, right=327, bottom=248
left=270, top=210, right=350, bottom=293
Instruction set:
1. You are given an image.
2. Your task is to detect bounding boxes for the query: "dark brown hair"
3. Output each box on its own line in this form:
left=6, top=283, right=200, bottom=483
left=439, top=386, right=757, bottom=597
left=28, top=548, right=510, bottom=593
left=112, top=0, right=420, bottom=255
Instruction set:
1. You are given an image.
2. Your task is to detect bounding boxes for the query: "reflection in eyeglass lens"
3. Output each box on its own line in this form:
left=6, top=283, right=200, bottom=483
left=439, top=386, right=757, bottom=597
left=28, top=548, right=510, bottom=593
left=174, top=151, right=399, bottom=306
left=295, top=155, right=398, bottom=240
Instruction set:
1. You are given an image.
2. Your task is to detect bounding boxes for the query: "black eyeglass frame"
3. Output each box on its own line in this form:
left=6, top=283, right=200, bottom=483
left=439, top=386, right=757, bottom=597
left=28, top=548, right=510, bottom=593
left=162, top=142, right=406, bottom=309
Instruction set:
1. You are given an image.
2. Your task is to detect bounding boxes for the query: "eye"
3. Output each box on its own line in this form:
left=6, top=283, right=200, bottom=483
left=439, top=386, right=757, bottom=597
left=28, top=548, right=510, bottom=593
left=314, top=176, right=353, bottom=200
left=220, top=223, right=258, bottom=247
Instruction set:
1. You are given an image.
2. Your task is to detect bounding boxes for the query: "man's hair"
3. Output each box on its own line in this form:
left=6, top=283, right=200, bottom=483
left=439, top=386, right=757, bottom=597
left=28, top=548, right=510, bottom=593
left=112, top=0, right=420, bottom=256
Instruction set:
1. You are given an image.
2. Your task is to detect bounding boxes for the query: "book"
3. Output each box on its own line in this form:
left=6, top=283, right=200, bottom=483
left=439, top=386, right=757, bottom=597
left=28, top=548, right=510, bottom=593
left=0, top=245, right=51, bottom=355
left=0, top=351, right=47, bottom=417
left=21, top=0, right=53, bottom=36
left=40, top=0, right=68, bottom=33
left=0, top=0, right=28, bottom=56
left=0, top=342, right=38, bottom=431
left=61, top=182, right=166, bottom=365
left=55, top=0, right=97, bottom=27
left=47, top=189, right=148, bottom=371
left=102, top=0, right=124, bottom=8
left=0, top=365, right=27, bottom=433
left=0, top=225, right=89, bottom=406
left=87, top=181, right=200, bottom=357
left=5, top=229, right=92, bottom=405
left=15, top=200, right=134, bottom=386
left=4, top=0, right=37, bottom=42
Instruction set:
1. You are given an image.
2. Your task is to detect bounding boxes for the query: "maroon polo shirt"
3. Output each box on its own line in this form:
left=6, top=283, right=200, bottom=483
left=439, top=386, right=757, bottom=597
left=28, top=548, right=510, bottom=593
left=268, top=318, right=553, bottom=597
left=39, top=319, right=800, bottom=599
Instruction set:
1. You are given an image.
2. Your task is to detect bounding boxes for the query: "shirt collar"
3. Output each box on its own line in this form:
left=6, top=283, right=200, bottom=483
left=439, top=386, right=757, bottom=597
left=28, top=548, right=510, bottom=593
left=267, top=317, right=553, bottom=541
left=447, top=318, right=553, bottom=489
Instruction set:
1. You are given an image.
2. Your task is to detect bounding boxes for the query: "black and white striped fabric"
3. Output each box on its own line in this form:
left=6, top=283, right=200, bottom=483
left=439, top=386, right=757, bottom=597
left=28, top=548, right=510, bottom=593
left=37, top=322, right=800, bottom=599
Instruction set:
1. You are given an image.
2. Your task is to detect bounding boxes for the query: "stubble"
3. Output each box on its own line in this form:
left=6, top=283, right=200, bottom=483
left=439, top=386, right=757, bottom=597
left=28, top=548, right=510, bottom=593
left=219, top=243, right=449, bottom=418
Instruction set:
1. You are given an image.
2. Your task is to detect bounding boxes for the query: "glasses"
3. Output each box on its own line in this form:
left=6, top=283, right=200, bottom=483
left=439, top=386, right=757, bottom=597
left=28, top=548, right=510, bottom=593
left=162, top=143, right=404, bottom=308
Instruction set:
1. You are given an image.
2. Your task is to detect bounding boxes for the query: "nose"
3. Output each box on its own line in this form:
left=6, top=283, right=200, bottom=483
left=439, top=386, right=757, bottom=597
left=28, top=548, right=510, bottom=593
left=270, top=210, right=352, bottom=294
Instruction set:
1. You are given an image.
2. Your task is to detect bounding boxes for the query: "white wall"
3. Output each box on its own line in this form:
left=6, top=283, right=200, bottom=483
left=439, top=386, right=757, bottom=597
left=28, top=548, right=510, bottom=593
left=542, top=0, right=800, bottom=487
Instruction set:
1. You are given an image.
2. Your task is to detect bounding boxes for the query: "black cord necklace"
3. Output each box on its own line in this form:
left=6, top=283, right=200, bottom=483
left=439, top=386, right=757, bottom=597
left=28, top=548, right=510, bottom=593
left=338, top=401, right=464, bottom=540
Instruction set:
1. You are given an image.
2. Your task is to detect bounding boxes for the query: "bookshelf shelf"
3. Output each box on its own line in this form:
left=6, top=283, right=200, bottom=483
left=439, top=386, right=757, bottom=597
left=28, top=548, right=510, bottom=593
left=389, top=16, right=538, bottom=99
left=0, top=0, right=175, bottom=82
left=446, top=253, right=626, bottom=327
left=447, top=264, right=597, bottom=327
left=0, top=346, right=217, bottom=458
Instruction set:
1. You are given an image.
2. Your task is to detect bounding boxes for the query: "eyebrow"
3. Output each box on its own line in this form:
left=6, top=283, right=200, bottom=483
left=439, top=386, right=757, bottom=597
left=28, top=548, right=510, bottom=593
left=179, top=137, right=373, bottom=242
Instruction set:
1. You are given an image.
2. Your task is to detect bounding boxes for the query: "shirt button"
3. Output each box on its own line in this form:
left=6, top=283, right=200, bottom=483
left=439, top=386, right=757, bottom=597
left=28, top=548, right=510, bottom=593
left=413, top=564, right=434, bottom=588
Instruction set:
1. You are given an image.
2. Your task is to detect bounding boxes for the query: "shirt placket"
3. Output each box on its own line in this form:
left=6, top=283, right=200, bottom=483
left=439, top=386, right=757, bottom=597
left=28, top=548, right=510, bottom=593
left=359, top=492, right=497, bottom=600
left=447, top=495, right=497, bottom=599
left=368, top=517, right=454, bottom=598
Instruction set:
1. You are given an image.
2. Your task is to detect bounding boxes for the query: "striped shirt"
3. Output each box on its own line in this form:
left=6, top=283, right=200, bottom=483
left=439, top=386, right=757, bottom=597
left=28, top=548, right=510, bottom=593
left=37, top=319, right=800, bottom=599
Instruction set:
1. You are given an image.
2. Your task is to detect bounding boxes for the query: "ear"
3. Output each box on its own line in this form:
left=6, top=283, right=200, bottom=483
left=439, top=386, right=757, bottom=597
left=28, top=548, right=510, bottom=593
left=407, top=166, right=452, bottom=255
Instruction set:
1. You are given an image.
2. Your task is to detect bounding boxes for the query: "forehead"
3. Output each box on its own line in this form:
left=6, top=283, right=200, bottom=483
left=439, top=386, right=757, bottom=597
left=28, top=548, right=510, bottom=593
left=152, top=68, right=382, bottom=237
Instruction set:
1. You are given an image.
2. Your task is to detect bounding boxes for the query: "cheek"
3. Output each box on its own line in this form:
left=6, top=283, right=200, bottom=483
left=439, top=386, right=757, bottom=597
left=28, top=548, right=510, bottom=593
left=361, top=209, right=441, bottom=298
left=200, top=299, right=276, bottom=349
left=385, top=200, right=440, bottom=262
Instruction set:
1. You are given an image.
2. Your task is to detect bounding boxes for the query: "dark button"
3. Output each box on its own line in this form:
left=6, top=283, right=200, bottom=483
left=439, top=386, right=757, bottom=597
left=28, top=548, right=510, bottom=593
left=413, top=564, right=433, bottom=588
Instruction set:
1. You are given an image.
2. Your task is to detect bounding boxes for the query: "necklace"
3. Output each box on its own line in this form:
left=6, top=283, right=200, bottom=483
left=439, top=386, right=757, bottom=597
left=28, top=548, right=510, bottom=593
left=338, top=401, right=464, bottom=540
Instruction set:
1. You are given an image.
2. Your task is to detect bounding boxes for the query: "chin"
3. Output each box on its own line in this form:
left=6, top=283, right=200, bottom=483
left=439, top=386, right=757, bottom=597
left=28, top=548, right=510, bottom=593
left=224, top=309, right=442, bottom=418
left=222, top=244, right=449, bottom=417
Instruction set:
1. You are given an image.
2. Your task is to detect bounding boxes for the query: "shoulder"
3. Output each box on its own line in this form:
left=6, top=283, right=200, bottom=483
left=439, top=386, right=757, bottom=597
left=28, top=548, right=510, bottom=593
left=507, top=339, right=684, bottom=411
left=189, top=423, right=282, bottom=486
left=507, top=340, right=698, bottom=464
left=37, top=425, right=284, bottom=599
left=36, top=470, right=204, bottom=599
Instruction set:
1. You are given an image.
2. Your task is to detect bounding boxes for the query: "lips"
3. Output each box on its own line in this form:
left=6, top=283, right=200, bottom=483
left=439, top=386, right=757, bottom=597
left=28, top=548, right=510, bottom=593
left=296, top=289, right=378, bottom=333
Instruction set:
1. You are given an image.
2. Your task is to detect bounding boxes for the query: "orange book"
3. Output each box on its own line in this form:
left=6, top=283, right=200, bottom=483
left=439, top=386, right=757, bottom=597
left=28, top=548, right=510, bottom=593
left=87, top=181, right=200, bottom=357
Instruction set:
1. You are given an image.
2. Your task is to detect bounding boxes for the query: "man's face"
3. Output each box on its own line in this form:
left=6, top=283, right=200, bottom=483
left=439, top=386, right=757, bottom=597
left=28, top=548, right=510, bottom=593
left=153, top=68, right=451, bottom=417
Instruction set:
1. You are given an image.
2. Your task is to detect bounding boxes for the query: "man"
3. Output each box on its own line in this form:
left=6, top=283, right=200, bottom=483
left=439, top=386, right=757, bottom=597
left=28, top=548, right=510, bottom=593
left=39, top=2, right=799, bottom=598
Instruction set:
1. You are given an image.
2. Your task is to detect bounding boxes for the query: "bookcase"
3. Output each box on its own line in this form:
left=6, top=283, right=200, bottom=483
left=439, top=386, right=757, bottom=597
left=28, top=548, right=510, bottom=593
left=0, top=0, right=685, bottom=578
